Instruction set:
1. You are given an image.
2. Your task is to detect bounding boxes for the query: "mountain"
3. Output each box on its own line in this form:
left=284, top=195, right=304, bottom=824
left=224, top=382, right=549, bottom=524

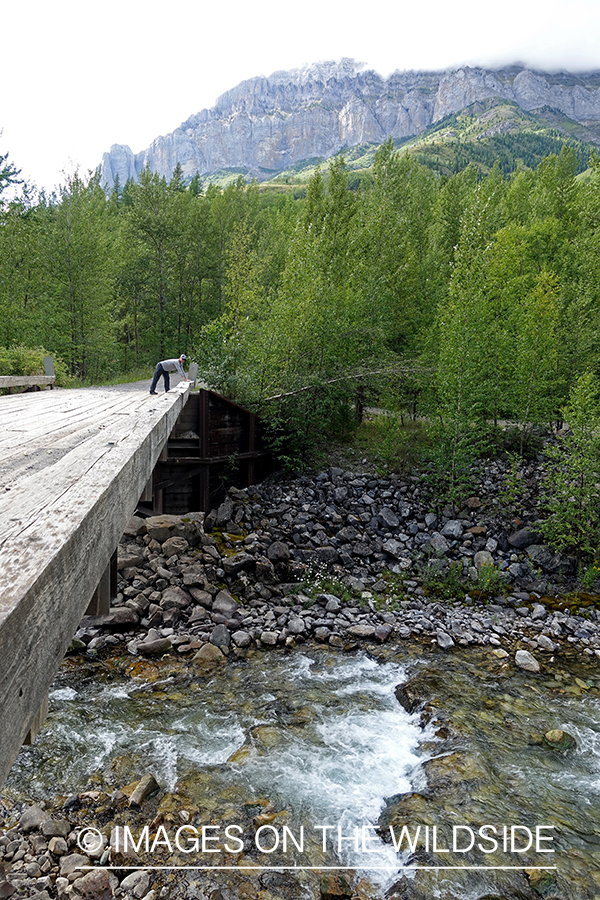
left=99, top=60, right=600, bottom=189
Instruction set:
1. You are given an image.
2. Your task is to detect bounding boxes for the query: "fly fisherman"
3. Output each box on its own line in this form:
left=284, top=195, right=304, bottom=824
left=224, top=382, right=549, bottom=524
left=149, top=355, right=188, bottom=394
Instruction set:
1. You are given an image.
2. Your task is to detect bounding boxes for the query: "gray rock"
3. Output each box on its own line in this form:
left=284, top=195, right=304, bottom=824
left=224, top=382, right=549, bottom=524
left=346, top=624, right=376, bottom=639
left=379, top=507, right=400, bottom=528
left=515, top=649, right=540, bottom=673
left=436, top=630, right=455, bottom=650
left=260, top=631, right=279, bottom=645
left=210, top=624, right=231, bottom=650
left=231, top=631, right=252, bottom=648
left=138, top=638, right=171, bottom=656
left=429, top=533, right=450, bottom=553
left=382, top=539, right=404, bottom=559
left=474, top=550, right=494, bottom=570
left=537, top=634, right=557, bottom=651
left=222, top=552, right=254, bottom=575
left=531, top=603, right=547, bottom=621
left=59, top=853, right=90, bottom=878
left=314, top=627, right=331, bottom=642
left=215, top=498, right=234, bottom=527
left=441, top=520, right=464, bottom=540
left=212, top=591, right=239, bottom=616
left=287, top=616, right=305, bottom=635
left=160, top=587, right=192, bottom=610
left=508, top=528, right=541, bottom=549
left=120, top=870, right=150, bottom=898
left=19, top=806, right=52, bottom=833
left=161, top=536, right=189, bottom=557
left=102, top=64, right=600, bottom=194
left=267, top=541, right=290, bottom=562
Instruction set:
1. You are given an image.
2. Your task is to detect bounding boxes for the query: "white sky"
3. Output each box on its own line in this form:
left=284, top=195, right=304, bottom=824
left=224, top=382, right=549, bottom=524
left=2, top=0, right=600, bottom=192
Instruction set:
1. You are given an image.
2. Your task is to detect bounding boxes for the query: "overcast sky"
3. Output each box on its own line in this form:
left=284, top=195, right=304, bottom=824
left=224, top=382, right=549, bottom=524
left=2, top=0, right=600, bottom=192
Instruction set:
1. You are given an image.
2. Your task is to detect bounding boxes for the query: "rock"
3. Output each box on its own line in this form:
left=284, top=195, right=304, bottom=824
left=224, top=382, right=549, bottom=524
left=382, top=539, right=405, bottom=559
left=346, top=624, right=375, bottom=639
left=102, top=64, right=600, bottom=194
left=379, top=507, right=400, bottom=528
left=210, top=624, right=231, bottom=650
left=267, top=541, right=291, bottom=562
left=160, top=586, right=192, bottom=610
left=543, top=729, right=577, bottom=751
left=537, top=634, right=557, bottom=651
left=48, top=837, right=68, bottom=856
left=374, top=623, right=393, bottom=643
left=222, top=552, right=254, bottom=575
left=255, top=556, right=277, bottom=582
left=137, top=638, right=171, bottom=656
left=212, top=591, right=239, bottom=617
left=319, top=873, right=353, bottom=899
left=508, top=527, right=541, bottom=549
left=436, top=630, right=455, bottom=650
left=429, top=533, right=450, bottom=553
left=144, top=515, right=185, bottom=543
left=260, top=631, right=279, bottom=645
left=117, top=554, right=145, bottom=571
left=80, top=607, right=139, bottom=630
left=215, top=498, right=234, bottom=527
left=161, top=536, right=189, bottom=556
left=232, top=630, right=252, bottom=647
left=189, top=589, right=213, bottom=608
left=473, top=550, right=494, bottom=570
left=287, top=616, right=305, bottom=634
left=59, top=853, right=90, bottom=878
left=441, top=520, right=464, bottom=539
left=515, top=649, right=540, bottom=673
left=129, top=773, right=160, bottom=808
left=120, top=870, right=150, bottom=898
left=71, top=868, right=115, bottom=900
left=193, top=643, right=225, bottom=668
left=531, top=603, right=547, bottom=620
left=314, top=627, right=331, bottom=642
left=19, top=806, right=52, bottom=833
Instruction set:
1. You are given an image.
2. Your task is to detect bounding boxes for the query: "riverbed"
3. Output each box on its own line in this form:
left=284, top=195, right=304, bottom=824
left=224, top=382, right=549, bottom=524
left=3, top=641, right=600, bottom=900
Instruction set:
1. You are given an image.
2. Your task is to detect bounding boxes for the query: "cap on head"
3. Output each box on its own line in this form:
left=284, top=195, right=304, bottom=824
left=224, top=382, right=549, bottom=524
left=180, top=354, right=187, bottom=361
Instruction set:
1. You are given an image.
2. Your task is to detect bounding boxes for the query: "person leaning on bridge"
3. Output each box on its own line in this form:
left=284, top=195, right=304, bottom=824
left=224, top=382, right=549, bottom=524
left=149, top=355, right=189, bottom=394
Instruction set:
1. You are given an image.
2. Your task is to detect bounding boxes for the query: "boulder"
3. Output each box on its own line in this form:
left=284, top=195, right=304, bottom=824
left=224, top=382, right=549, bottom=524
left=515, top=649, right=540, bottom=673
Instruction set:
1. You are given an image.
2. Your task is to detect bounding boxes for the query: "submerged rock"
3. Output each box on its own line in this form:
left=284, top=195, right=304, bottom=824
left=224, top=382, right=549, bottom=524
left=543, top=729, right=577, bottom=751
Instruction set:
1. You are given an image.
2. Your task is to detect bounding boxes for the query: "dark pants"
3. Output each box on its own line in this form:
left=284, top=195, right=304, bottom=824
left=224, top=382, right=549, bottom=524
left=150, top=363, right=170, bottom=393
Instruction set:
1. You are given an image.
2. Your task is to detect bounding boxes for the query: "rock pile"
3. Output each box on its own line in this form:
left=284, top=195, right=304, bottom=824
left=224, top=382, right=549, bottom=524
left=0, top=802, right=149, bottom=900
left=75, top=464, right=600, bottom=661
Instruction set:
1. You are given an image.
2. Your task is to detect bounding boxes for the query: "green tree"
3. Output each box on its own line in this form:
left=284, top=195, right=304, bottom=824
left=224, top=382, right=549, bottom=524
left=540, top=372, right=600, bottom=561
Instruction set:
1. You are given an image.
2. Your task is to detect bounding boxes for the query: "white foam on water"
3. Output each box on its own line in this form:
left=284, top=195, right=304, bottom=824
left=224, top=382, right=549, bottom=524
left=48, top=688, right=78, bottom=701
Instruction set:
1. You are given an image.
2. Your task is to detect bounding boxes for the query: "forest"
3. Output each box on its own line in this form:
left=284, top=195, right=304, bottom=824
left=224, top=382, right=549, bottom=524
left=2, top=140, right=600, bottom=523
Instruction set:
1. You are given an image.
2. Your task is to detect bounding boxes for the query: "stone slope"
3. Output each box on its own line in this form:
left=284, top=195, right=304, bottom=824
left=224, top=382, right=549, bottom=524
left=100, top=60, right=600, bottom=188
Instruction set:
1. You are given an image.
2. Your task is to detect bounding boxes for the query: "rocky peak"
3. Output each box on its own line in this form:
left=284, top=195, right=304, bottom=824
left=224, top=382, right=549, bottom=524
left=100, top=60, right=600, bottom=190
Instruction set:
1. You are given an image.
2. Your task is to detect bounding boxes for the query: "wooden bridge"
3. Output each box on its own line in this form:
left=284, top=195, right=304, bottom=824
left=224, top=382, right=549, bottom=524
left=0, top=383, right=192, bottom=785
left=0, top=381, right=273, bottom=786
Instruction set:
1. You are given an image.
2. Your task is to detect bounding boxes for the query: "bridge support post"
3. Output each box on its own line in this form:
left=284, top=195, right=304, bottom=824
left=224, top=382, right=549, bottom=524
left=85, top=550, right=117, bottom=616
left=23, top=694, right=48, bottom=746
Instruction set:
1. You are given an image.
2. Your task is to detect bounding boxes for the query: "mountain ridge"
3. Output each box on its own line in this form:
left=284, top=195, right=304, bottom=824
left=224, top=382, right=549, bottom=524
left=100, top=60, right=600, bottom=189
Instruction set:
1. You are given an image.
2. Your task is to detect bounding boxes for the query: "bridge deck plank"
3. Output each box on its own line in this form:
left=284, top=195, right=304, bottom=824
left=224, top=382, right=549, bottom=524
left=0, top=383, right=191, bottom=785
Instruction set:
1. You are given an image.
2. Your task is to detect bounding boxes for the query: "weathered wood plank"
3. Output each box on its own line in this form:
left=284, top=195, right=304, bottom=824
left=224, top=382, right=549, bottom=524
left=0, top=382, right=190, bottom=786
left=0, top=376, right=55, bottom=388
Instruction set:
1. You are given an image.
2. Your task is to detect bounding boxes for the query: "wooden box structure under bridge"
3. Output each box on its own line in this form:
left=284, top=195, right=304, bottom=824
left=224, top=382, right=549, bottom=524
left=142, top=389, right=273, bottom=515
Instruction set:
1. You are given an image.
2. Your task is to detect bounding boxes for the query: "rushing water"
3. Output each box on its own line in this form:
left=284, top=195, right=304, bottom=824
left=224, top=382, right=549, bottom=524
left=5, top=645, right=600, bottom=899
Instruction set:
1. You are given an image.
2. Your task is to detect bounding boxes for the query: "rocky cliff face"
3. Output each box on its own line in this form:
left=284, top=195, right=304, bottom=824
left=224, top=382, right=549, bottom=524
left=100, top=60, right=600, bottom=188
